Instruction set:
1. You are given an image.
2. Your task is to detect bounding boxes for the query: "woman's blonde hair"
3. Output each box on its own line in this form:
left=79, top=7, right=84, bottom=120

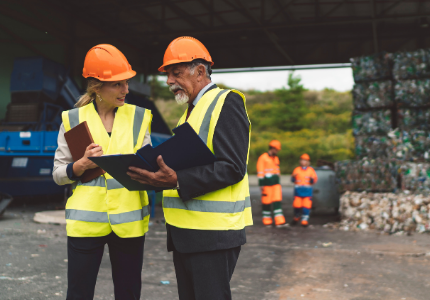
left=75, top=78, right=104, bottom=107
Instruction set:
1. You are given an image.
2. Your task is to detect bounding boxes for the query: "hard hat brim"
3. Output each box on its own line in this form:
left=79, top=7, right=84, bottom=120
left=158, top=59, right=214, bottom=72
left=83, top=70, right=136, bottom=82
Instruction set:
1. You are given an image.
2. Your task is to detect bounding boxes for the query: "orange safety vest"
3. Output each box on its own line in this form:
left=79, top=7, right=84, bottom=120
left=292, top=166, right=318, bottom=197
left=257, top=152, right=280, bottom=186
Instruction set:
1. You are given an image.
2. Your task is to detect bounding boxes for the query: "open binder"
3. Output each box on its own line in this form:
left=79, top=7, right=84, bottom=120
left=89, top=123, right=216, bottom=191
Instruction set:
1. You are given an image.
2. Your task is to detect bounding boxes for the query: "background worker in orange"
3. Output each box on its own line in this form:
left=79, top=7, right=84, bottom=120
left=291, top=154, right=318, bottom=227
left=257, top=140, right=287, bottom=227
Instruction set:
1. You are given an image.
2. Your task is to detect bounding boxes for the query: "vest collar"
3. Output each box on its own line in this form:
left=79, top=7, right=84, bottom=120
left=192, top=83, right=217, bottom=106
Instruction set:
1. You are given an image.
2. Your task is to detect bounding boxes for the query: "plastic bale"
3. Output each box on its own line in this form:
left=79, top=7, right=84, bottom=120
left=350, top=52, right=393, bottom=83
left=397, top=108, right=430, bottom=131
left=392, top=49, right=430, bottom=80
left=352, top=110, right=392, bottom=136
left=335, top=158, right=398, bottom=192
left=395, top=79, right=430, bottom=106
left=353, top=81, right=394, bottom=109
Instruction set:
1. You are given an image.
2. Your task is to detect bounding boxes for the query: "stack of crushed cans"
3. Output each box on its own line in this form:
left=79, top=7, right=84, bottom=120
left=326, top=191, right=430, bottom=234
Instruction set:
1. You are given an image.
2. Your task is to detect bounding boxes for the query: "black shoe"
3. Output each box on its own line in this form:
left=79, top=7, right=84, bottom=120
left=291, top=218, right=299, bottom=226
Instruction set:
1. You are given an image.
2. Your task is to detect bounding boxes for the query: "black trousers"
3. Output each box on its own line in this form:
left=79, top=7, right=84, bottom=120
left=67, top=232, right=145, bottom=300
left=173, top=246, right=241, bottom=300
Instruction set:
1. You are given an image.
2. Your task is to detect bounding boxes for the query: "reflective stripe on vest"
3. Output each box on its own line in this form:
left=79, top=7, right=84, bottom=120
left=109, top=206, right=150, bottom=225
left=68, top=108, right=80, bottom=129
left=66, top=209, right=109, bottom=223
left=163, top=196, right=251, bottom=213
left=77, top=176, right=106, bottom=187
left=133, top=106, right=146, bottom=148
left=199, top=89, right=229, bottom=143
left=106, top=178, right=124, bottom=190
left=65, top=206, right=149, bottom=224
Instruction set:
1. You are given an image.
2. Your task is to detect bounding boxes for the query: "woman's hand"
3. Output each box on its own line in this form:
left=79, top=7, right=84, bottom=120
left=73, top=143, right=103, bottom=177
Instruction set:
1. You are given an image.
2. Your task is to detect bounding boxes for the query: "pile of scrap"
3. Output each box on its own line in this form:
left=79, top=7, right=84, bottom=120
left=326, top=191, right=430, bottom=234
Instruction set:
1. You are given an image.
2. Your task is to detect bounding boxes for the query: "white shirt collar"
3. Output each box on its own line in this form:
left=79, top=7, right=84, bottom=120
left=192, top=82, right=215, bottom=106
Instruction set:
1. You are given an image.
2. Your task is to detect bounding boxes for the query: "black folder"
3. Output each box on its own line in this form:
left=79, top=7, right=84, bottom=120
left=89, top=123, right=217, bottom=191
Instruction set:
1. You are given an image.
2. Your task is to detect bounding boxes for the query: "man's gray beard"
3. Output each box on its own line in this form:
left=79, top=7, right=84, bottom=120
left=175, top=92, right=189, bottom=105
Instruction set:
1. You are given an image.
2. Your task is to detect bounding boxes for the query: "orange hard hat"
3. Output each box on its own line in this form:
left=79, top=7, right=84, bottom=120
left=269, top=140, right=281, bottom=150
left=300, top=153, right=310, bottom=161
left=158, top=36, right=214, bottom=72
left=82, top=44, right=136, bottom=81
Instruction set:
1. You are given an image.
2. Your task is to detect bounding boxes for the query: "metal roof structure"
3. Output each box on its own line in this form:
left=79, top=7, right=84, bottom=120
left=1, top=0, right=429, bottom=75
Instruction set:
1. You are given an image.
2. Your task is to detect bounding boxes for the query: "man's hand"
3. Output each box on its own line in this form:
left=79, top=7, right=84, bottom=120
left=127, top=155, right=177, bottom=188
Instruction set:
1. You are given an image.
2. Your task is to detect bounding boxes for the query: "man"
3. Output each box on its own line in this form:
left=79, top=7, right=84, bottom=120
left=291, top=153, right=318, bottom=227
left=127, top=36, right=252, bottom=300
left=256, top=140, right=287, bottom=227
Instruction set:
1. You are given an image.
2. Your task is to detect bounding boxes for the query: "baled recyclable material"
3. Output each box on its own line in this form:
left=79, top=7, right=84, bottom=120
left=394, top=79, right=430, bottom=106
left=397, top=108, right=430, bottom=131
left=353, top=81, right=394, bottom=109
left=350, top=52, right=393, bottom=82
left=392, top=49, right=430, bottom=80
left=352, top=110, right=392, bottom=136
left=354, top=128, right=430, bottom=163
left=335, top=158, right=398, bottom=192
left=400, top=162, right=430, bottom=194
left=392, top=130, right=430, bottom=161
left=354, top=135, right=393, bottom=158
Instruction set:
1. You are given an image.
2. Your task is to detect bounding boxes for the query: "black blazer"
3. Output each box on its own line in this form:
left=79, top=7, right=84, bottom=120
left=167, top=84, right=250, bottom=253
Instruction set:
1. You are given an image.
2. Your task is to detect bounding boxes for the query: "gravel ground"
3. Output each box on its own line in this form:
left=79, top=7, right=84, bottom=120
left=1, top=187, right=430, bottom=300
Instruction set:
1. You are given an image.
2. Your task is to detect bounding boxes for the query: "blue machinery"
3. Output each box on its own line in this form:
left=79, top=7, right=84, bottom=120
left=0, top=57, right=170, bottom=215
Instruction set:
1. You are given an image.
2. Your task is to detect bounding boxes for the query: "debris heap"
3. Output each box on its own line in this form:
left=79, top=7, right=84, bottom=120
left=332, top=191, right=430, bottom=234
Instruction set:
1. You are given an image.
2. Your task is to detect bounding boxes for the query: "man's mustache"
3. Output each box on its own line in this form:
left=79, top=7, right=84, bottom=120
left=169, top=84, right=184, bottom=93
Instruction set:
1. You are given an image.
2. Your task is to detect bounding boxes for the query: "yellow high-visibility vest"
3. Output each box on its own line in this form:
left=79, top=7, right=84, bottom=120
left=163, top=87, right=253, bottom=230
left=62, top=102, right=152, bottom=238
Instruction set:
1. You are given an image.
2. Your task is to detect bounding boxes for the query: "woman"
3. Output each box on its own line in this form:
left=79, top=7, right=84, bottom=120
left=53, top=44, right=152, bottom=300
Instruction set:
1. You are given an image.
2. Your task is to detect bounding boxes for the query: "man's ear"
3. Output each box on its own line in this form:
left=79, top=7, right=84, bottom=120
left=196, top=65, right=206, bottom=80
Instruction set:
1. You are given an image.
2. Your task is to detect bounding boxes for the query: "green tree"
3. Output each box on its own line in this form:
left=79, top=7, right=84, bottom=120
left=272, top=73, right=307, bottom=131
left=249, top=72, right=307, bottom=131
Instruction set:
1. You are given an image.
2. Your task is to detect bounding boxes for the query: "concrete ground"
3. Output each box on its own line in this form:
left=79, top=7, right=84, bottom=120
left=1, top=187, right=430, bottom=300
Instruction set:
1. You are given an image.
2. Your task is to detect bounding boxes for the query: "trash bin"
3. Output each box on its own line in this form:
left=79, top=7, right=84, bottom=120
left=312, top=167, right=340, bottom=212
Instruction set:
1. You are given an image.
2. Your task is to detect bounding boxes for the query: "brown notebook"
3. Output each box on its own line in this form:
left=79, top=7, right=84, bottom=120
left=64, top=121, right=105, bottom=183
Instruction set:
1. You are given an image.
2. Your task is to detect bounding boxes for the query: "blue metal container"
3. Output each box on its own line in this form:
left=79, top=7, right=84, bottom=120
left=0, top=130, right=64, bottom=196
left=0, top=57, right=171, bottom=199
